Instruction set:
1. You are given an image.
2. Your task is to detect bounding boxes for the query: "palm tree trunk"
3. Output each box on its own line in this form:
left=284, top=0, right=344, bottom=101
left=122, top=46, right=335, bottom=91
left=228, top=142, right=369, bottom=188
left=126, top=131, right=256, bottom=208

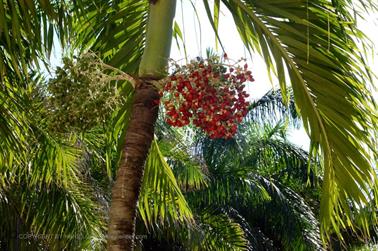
left=107, top=82, right=159, bottom=250
left=107, top=1, right=176, bottom=250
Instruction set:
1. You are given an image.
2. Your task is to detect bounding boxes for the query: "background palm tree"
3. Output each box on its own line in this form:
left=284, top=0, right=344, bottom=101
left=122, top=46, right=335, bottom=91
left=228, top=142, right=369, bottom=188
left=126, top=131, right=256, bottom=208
left=0, top=0, right=377, bottom=250
left=133, top=88, right=319, bottom=250
left=139, top=87, right=377, bottom=250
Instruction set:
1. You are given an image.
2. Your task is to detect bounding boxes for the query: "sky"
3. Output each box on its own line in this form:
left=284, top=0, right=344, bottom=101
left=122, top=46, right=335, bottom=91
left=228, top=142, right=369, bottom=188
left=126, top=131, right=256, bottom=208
left=169, top=0, right=378, bottom=150
left=48, top=1, right=378, bottom=150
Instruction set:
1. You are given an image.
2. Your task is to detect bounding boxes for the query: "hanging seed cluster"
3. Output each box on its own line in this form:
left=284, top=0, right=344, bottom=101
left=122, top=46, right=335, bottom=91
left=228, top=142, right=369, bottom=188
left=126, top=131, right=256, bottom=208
left=47, top=53, right=123, bottom=133
left=160, top=56, right=254, bottom=139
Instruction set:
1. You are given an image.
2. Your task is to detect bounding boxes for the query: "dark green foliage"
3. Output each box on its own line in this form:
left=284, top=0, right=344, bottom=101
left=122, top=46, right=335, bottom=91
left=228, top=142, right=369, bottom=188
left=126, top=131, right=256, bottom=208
left=138, top=89, right=324, bottom=250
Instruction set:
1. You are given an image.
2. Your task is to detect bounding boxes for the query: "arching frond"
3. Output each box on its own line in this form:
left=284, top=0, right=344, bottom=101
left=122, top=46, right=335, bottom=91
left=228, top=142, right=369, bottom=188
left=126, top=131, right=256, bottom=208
left=0, top=0, right=74, bottom=79
left=0, top=131, right=106, bottom=250
left=0, top=80, right=28, bottom=172
left=242, top=176, right=323, bottom=251
left=193, top=209, right=250, bottom=251
left=73, top=0, right=149, bottom=73
left=159, top=138, right=208, bottom=192
left=241, top=122, right=320, bottom=187
left=138, top=139, right=193, bottom=228
left=141, top=208, right=249, bottom=251
left=225, top=207, right=278, bottom=251
left=0, top=180, right=105, bottom=250
left=207, top=0, right=378, bottom=241
left=248, top=89, right=300, bottom=127
left=183, top=118, right=324, bottom=249
left=196, top=120, right=316, bottom=184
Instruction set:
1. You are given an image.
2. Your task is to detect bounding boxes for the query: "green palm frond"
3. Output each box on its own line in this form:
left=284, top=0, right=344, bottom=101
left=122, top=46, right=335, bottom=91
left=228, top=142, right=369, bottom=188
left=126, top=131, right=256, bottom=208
left=0, top=0, right=75, bottom=79
left=253, top=138, right=318, bottom=185
left=225, top=207, right=278, bottom=251
left=197, top=121, right=314, bottom=181
left=241, top=122, right=319, bottom=186
left=154, top=115, right=209, bottom=192
left=28, top=134, right=80, bottom=188
left=0, top=81, right=27, bottom=172
left=0, top=181, right=105, bottom=250
left=25, top=184, right=104, bottom=250
left=138, top=138, right=193, bottom=228
left=138, top=207, right=249, bottom=251
left=0, top=67, right=108, bottom=249
left=154, top=121, right=209, bottom=192
left=190, top=123, right=316, bottom=207
left=248, top=89, right=300, bottom=127
left=243, top=176, right=323, bottom=250
left=73, top=0, right=149, bottom=73
left=0, top=132, right=106, bottom=250
left=352, top=202, right=378, bottom=242
left=205, top=0, right=378, bottom=241
left=182, top=172, right=322, bottom=250
left=188, top=171, right=269, bottom=208
left=185, top=118, right=324, bottom=249
left=198, top=136, right=243, bottom=170
left=194, top=209, right=249, bottom=251
left=0, top=72, right=47, bottom=174
left=186, top=141, right=267, bottom=207
left=159, top=138, right=208, bottom=192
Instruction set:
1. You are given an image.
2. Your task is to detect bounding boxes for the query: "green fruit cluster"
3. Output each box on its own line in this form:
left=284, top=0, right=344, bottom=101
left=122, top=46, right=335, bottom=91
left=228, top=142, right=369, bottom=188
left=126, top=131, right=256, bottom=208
left=47, top=53, right=123, bottom=133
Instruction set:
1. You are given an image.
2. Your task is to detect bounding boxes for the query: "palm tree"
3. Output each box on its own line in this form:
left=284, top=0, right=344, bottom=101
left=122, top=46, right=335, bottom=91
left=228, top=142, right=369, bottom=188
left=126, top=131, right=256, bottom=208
left=1, top=0, right=377, bottom=250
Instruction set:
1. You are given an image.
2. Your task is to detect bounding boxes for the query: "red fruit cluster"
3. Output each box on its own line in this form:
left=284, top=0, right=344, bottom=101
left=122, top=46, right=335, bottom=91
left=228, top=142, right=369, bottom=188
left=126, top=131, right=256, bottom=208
left=161, top=57, right=254, bottom=139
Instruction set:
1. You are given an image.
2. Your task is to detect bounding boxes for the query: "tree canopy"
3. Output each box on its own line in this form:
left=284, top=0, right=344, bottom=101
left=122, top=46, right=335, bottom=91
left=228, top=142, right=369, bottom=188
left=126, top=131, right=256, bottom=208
left=0, top=0, right=377, bottom=250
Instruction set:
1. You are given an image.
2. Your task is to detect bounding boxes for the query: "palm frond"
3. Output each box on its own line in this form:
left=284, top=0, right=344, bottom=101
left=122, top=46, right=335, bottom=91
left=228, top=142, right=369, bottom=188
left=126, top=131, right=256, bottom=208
left=0, top=180, right=105, bottom=250
left=190, top=124, right=318, bottom=208
left=0, top=80, right=28, bottom=172
left=72, top=0, right=149, bottom=73
left=159, top=138, right=208, bottom=192
left=138, top=138, right=193, bottom=228
left=225, top=207, right=277, bottom=251
left=0, top=131, right=106, bottom=249
left=197, top=120, right=317, bottom=185
left=138, top=207, right=249, bottom=251
left=210, top=0, right=378, bottom=241
left=186, top=118, right=324, bottom=249
left=0, top=0, right=75, bottom=79
left=248, top=89, right=300, bottom=127
left=194, top=209, right=249, bottom=251
left=243, top=176, right=323, bottom=250
left=22, top=132, right=81, bottom=189
left=240, top=124, right=319, bottom=186
left=0, top=67, right=108, bottom=249
left=154, top=118, right=209, bottom=190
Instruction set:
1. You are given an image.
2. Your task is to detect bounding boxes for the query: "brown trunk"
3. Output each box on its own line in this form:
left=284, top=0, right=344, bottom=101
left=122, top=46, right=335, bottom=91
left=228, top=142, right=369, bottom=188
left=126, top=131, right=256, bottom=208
left=107, top=81, right=159, bottom=251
